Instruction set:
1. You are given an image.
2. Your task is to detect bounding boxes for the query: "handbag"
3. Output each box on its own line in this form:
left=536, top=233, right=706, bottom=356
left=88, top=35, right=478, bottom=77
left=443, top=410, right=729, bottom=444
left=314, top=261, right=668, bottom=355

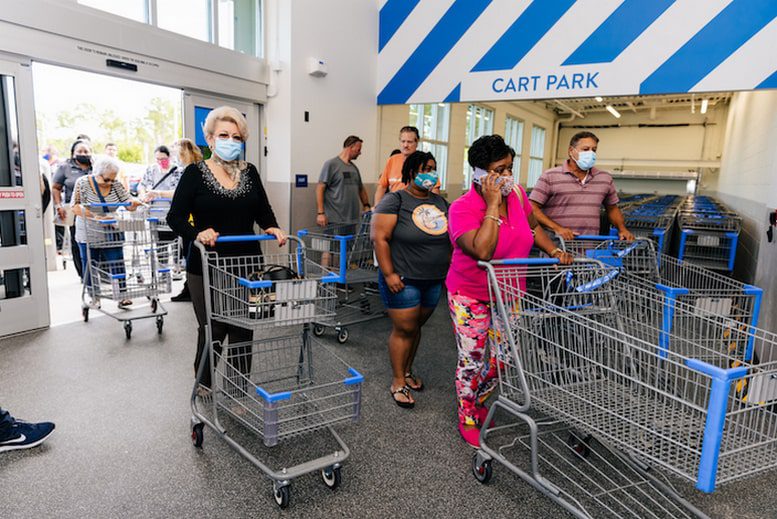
left=247, top=265, right=300, bottom=319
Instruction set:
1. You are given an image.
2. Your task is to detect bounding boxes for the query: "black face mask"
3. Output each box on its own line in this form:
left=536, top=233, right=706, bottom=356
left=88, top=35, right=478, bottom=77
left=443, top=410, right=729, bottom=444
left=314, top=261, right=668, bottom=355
left=75, top=155, right=92, bottom=165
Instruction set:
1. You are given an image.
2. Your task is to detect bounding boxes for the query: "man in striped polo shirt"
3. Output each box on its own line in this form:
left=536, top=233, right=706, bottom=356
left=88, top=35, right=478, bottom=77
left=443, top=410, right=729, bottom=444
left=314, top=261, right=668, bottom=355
left=529, top=131, right=634, bottom=241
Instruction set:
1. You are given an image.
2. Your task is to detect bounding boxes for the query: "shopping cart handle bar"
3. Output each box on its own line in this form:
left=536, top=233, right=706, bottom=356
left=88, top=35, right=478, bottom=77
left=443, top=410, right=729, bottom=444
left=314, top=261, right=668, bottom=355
left=146, top=217, right=160, bottom=223
left=88, top=202, right=131, bottom=207
left=237, top=277, right=274, bottom=289
left=685, top=359, right=749, bottom=381
left=111, top=273, right=126, bottom=280
left=256, top=386, right=292, bottom=403
left=344, top=368, right=364, bottom=385
left=574, top=235, right=613, bottom=241
left=149, top=198, right=172, bottom=202
left=158, top=268, right=171, bottom=273
left=99, top=219, right=118, bottom=225
left=216, top=234, right=282, bottom=243
left=321, top=273, right=342, bottom=284
left=489, top=258, right=560, bottom=266
left=148, top=208, right=167, bottom=213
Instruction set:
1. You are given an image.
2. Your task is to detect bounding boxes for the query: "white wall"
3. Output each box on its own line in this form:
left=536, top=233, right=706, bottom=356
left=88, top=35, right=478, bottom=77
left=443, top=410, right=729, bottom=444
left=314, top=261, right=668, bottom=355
left=711, top=90, right=777, bottom=332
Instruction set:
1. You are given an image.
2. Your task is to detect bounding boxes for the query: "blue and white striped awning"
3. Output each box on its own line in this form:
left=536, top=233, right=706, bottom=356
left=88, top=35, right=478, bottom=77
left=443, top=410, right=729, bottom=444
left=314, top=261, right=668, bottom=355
left=377, top=0, right=777, bottom=105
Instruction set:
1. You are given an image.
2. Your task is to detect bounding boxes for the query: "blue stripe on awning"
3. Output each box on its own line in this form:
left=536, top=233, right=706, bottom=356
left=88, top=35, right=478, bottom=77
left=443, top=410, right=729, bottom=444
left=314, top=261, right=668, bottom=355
left=378, top=1, right=492, bottom=105
left=563, top=0, right=675, bottom=65
left=757, top=69, right=777, bottom=89
left=470, top=0, right=575, bottom=73
left=444, top=83, right=461, bottom=103
left=640, top=0, right=777, bottom=95
left=379, top=0, right=420, bottom=52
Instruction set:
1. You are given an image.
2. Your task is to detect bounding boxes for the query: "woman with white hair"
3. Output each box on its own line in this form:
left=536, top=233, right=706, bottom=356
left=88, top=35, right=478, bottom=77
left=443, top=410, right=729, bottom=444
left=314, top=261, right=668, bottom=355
left=167, top=106, right=287, bottom=390
left=71, top=156, right=141, bottom=308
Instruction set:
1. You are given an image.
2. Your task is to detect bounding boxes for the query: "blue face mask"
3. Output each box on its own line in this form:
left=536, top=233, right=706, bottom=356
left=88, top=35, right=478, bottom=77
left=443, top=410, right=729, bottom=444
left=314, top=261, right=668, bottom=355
left=414, top=171, right=438, bottom=191
left=573, top=150, right=596, bottom=170
left=213, top=138, right=243, bottom=162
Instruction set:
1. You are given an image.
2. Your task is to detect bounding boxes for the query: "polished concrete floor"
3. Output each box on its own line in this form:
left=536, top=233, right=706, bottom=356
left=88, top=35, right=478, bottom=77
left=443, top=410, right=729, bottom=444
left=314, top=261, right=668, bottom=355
left=1, top=290, right=776, bottom=518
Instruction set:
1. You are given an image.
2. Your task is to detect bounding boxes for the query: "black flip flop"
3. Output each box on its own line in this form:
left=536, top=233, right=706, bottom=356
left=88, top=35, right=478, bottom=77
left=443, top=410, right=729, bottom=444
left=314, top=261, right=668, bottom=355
left=404, top=372, right=424, bottom=391
left=391, top=385, right=415, bottom=408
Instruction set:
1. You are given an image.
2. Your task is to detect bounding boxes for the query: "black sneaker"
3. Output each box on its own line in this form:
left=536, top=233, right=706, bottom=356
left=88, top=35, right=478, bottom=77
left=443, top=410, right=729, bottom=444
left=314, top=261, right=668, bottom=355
left=171, top=284, right=191, bottom=302
left=0, top=420, right=55, bottom=453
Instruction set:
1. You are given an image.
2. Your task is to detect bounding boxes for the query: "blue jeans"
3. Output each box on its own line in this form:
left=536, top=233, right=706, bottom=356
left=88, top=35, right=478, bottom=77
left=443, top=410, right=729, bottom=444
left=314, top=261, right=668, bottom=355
left=78, top=243, right=127, bottom=295
left=0, top=407, right=14, bottom=439
left=377, top=271, right=443, bottom=309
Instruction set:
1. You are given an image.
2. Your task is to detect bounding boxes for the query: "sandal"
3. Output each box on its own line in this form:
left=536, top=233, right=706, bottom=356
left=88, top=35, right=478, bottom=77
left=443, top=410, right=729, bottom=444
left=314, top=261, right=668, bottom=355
left=390, top=385, right=415, bottom=409
left=404, top=372, right=424, bottom=391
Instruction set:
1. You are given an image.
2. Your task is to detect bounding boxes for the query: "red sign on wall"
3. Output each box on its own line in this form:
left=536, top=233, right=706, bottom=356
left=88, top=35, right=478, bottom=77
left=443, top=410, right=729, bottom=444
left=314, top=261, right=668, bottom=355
left=0, top=190, right=24, bottom=199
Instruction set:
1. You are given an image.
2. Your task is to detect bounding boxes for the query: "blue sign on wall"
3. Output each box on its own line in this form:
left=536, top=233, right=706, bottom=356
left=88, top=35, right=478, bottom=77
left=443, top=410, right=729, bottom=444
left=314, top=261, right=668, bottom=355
left=377, top=0, right=777, bottom=104
left=194, top=106, right=211, bottom=147
left=295, top=174, right=308, bottom=188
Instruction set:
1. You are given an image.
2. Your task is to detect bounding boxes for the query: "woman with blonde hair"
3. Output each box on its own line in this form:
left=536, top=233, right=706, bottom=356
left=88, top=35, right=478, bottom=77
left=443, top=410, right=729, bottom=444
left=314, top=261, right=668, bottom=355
left=167, top=106, right=286, bottom=389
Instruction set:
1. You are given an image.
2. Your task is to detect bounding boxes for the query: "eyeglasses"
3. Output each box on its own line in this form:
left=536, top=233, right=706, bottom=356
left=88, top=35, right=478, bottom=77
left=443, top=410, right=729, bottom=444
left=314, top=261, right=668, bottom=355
left=100, top=175, right=115, bottom=184
left=489, top=165, right=514, bottom=174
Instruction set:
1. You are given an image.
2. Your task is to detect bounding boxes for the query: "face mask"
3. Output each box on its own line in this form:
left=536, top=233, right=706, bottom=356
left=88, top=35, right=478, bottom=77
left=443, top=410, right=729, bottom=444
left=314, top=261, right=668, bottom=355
left=414, top=171, right=438, bottom=191
left=573, top=150, right=596, bottom=170
left=75, top=154, right=91, bottom=165
left=213, top=138, right=243, bottom=162
left=499, top=176, right=515, bottom=197
left=158, top=158, right=171, bottom=169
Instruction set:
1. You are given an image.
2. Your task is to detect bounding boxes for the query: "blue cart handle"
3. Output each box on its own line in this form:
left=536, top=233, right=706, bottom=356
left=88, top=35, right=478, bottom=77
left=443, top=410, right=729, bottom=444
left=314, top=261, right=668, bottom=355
left=88, top=202, right=131, bottom=208
left=573, top=235, right=614, bottom=241
left=149, top=198, right=172, bottom=203
left=216, top=234, right=286, bottom=243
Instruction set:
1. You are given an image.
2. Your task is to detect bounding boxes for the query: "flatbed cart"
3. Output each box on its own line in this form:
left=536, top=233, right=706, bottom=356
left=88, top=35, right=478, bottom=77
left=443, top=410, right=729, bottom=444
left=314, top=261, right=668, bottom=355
left=80, top=203, right=169, bottom=338
left=299, top=212, right=386, bottom=343
left=189, top=234, right=364, bottom=509
left=471, top=257, right=777, bottom=517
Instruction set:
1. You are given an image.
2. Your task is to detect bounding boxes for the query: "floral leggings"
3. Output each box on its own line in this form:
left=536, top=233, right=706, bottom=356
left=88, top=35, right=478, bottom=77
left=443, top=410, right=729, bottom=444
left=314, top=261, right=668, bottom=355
left=448, top=291, right=498, bottom=427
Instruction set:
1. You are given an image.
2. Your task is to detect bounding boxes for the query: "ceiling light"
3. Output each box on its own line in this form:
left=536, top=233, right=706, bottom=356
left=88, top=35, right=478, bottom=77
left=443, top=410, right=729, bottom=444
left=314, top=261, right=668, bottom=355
left=438, top=103, right=445, bottom=107
left=700, top=99, right=708, bottom=114
left=595, top=96, right=603, bottom=102
left=606, top=105, right=621, bottom=118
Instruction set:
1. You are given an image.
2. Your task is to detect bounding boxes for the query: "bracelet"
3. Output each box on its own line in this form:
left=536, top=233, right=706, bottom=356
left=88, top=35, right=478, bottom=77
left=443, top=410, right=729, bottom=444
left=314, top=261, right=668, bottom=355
left=484, top=215, right=501, bottom=226
left=550, top=247, right=563, bottom=257
left=317, top=212, right=325, bottom=215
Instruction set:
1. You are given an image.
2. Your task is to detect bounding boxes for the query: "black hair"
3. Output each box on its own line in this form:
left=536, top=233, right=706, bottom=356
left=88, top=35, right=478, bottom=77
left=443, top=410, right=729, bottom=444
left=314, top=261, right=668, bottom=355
left=389, top=148, right=401, bottom=157
left=76, top=134, right=91, bottom=142
left=401, top=150, right=431, bottom=185
left=154, top=145, right=171, bottom=156
left=70, top=139, right=91, bottom=158
left=468, top=135, right=511, bottom=170
left=399, top=126, right=419, bottom=140
left=569, top=131, right=599, bottom=148
left=343, top=135, right=363, bottom=148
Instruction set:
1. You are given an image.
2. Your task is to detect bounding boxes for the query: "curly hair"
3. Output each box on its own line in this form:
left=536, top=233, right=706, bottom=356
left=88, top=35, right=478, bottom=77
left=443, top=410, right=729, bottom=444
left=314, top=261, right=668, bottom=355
left=401, top=150, right=432, bottom=185
left=467, top=135, right=511, bottom=171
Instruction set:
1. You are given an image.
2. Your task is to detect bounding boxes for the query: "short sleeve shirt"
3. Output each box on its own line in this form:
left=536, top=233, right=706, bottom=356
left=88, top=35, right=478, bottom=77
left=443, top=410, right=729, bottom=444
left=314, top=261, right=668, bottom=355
left=141, top=164, right=183, bottom=192
left=374, top=190, right=451, bottom=281
left=319, top=156, right=363, bottom=223
left=528, top=160, right=619, bottom=235
left=377, top=153, right=440, bottom=193
left=71, top=175, right=131, bottom=244
left=447, top=186, right=534, bottom=301
left=52, top=159, right=91, bottom=203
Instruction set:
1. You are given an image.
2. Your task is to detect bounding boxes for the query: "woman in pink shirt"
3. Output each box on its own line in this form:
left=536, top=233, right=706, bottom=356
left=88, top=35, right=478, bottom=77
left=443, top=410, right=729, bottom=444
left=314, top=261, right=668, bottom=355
left=447, top=135, right=572, bottom=448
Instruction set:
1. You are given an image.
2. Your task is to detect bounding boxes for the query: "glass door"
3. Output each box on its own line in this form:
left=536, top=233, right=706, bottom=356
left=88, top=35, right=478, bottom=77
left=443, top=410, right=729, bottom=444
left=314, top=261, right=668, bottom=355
left=0, top=58, right=49, bottom=336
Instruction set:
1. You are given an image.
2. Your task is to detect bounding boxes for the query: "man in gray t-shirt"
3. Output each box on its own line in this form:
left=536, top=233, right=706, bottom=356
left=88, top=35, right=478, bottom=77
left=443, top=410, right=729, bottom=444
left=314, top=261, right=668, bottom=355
left=316, top=135, right=371, bottom=227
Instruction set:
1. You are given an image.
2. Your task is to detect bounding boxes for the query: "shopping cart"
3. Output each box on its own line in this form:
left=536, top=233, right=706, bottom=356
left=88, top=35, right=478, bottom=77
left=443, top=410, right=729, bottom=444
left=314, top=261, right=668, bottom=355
left=560, top=236, right=763, bottom=360
left=676, top=197, right=741, bottom=272
left=299, top=212, right=386, bottom=343
left=80, top=203, right=169, bottom=338
left=145, top=198, right=184, bottom=279
left=189, top=234, right=364, bottom=509
left=472, top=257, right=777, bottom=518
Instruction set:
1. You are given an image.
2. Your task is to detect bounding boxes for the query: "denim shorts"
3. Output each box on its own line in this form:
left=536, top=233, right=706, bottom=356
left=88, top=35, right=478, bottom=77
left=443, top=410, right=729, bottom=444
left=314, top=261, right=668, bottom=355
left=377, top=271, right=444, bottom=310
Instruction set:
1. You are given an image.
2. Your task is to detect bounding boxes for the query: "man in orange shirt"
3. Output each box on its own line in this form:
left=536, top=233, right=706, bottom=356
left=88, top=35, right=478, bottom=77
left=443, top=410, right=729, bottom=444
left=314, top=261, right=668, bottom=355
left=374, top=126, right=439, bottom=204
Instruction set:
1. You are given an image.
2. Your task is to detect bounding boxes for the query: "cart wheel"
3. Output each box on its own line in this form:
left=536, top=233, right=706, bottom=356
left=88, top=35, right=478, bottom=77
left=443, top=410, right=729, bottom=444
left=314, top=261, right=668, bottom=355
left=124, top=321, right=132, bottom=339
left=63, top=259, right=67, bottom=270
left=321, top=466, right=342, bottom=490
left=191, top=423, right=204, bottom=448
left=337, top=328, right=349, bottom=344
left=472, top=453, right=493, bottom=484
left=273, top=483, right=291, bottom=509
left=82, top=307, right=89, bottom=322
left=567, top=432, right=592, bottom=458
left=359, top=298, right=371, bottom=314
left=312, top=324, right=326, bottom=337
left=151, top=299, right=158, bottom=313
left=156, top=316, right=164, bottom=334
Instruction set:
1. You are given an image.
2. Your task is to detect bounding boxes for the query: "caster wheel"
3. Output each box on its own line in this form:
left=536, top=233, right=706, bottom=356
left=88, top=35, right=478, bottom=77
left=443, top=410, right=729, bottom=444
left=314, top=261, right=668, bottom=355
left=124, top=321, right=132, bottom=339
left=321, top=466, right=342, bottom=490
left=567, top=432, right=592, bottom=458
left=337, top=328, right=349, bottom=344
left=156, top=316, right=164, bottom=334
left=312, top=324, right=326, bottom=337
left=151, top=299, right=158, bottom=313
left=82, top=307, right=89, bottom=322
left=472, top=453, right=493, bottom=484
left=273, top=483, right=291, bottom=509
left=359, top=298, right=371, bottom=314
left=191, top=423, right=204, bottom=448
left=63, top=260, right=67, bottom=270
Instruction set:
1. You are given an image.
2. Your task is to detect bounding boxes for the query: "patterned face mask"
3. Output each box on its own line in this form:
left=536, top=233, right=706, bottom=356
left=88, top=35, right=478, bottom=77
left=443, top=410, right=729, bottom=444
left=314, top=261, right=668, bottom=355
left=414, top=171, right=439, bottom=191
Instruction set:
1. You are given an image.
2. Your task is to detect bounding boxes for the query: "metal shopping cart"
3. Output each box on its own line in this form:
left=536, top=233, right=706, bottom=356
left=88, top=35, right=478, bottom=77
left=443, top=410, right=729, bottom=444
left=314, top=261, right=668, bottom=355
left=472, top=257, right=777, bottom=518
left=299, top=212, right=386, bottom=343
left=189, top=234, right=364, bottom=509
left=145, top=198, right=184, bottom=279
left=80, top=203, right=169, bottom=338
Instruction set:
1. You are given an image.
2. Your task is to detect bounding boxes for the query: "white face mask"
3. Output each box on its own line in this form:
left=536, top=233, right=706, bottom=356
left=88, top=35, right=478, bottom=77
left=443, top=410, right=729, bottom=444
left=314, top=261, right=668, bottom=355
left=573, top=150, right=596, bottom=170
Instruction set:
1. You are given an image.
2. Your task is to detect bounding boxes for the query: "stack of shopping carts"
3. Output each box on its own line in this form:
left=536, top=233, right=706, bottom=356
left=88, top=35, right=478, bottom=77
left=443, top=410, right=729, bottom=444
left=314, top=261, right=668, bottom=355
left=80, top=203, right=169, bottom=338
left=615, top=194, right=682, bottom=254
left=299, top=212, right=386, bottom=343
left=189, top=234, right=364, bottom=509
left=676, top=196, right=742, bottom=272
left=471, top=252, right=775, bottom=518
